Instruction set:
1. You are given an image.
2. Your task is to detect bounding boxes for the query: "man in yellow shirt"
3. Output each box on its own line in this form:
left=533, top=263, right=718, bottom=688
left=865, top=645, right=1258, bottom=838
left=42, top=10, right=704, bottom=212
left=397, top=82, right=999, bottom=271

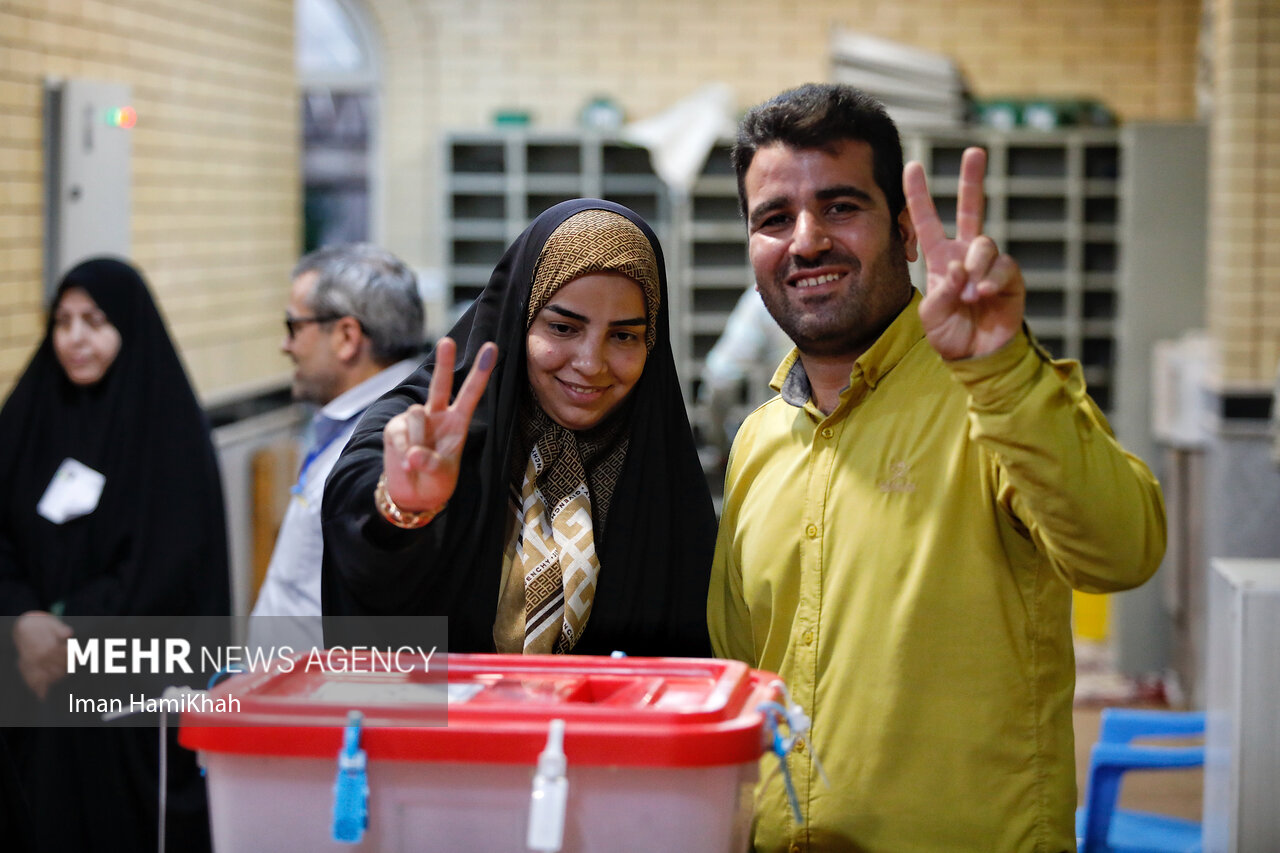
left=708, top=84, right=1166, bottom=852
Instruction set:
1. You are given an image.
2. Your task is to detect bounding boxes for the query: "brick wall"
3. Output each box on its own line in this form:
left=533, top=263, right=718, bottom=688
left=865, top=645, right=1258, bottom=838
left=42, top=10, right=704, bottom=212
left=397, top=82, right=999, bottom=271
left=1207, top=0, right=1280, bottom=389
left=425, top=0, right=1199, bottom=127
left=0, top=0, right=298, bottom=399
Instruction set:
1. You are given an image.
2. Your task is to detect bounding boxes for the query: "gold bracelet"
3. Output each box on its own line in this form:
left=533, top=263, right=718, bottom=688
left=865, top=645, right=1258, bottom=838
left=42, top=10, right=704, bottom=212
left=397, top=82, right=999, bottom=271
left=373, top=473, right=442, bottom=529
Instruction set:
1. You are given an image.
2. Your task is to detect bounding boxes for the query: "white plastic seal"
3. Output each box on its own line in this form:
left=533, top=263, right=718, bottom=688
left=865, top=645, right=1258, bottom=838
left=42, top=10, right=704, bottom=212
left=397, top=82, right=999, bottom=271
left=527, top=717, right=569, bottom=852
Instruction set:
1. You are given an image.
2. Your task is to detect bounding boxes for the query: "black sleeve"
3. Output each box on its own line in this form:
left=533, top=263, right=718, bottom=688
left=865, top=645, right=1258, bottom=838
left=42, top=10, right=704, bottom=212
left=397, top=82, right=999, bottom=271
left=319, top=387, right=506, bottom=653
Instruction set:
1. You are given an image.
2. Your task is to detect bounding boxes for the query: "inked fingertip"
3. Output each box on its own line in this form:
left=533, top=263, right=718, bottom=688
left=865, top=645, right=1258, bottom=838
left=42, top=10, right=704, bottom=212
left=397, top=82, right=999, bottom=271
left=478, top=345, right=495, bottom=370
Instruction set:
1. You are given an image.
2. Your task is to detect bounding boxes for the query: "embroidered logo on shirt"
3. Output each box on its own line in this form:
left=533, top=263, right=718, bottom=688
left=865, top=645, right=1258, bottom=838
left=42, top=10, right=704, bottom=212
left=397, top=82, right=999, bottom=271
left=878, top=461, right=916, bottom=493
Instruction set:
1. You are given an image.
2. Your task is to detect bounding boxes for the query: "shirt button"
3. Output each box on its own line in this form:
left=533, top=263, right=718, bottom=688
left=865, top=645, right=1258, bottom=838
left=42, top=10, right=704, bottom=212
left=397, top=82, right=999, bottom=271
left=805, top=524, right=818, bottom=538
left=802, top=629, right=814, bottom=645
left=820, top=427, right=834, bottom=439
left=795, top=737, right=806, bottom=754
left=790, top=845, right=802, bottom=853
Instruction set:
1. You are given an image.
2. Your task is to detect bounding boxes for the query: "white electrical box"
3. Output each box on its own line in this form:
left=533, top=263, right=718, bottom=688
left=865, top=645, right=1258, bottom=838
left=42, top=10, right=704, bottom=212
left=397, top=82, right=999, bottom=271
left=1203, top=558, right=1280, bottom=852
left=42, top=78, right=134, bottom=299
left=1152, top=330, right=1213, bottom=449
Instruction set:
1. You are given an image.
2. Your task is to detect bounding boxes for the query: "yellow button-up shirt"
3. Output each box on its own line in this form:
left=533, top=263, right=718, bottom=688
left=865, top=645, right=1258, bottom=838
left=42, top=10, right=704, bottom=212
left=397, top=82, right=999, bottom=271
left=709, top=292, right=1165, bottom=852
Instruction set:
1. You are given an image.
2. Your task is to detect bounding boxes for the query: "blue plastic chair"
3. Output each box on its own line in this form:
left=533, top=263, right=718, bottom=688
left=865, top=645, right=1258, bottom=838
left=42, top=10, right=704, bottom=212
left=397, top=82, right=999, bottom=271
left=1076, top=708, right=1205, bottom=853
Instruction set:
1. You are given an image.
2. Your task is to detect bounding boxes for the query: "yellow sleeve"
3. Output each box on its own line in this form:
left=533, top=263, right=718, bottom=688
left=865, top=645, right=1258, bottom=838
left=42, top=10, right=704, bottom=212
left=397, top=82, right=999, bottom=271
left=949, top=332, right=1167, bottom=593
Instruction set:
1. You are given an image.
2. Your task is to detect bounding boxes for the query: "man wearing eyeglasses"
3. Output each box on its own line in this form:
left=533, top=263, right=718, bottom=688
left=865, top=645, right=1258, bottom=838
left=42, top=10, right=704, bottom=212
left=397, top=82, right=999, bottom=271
left=248, top=244, right=426, bottom=653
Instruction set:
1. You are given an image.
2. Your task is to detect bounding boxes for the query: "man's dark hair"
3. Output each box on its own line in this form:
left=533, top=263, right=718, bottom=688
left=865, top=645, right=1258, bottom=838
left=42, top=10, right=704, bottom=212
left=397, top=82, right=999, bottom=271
left=731, top=83, right=906, bottom=224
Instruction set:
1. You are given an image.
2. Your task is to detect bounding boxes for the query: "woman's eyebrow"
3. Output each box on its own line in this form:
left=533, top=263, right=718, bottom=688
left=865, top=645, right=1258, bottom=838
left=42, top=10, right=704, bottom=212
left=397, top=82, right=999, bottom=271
left=544, top=305, right=587, bottom=322
left=544, top=305, right=646, bottom=327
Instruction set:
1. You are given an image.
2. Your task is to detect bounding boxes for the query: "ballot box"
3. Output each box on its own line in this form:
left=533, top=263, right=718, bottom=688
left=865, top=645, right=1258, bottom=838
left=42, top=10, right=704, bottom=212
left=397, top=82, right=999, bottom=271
left=180, top=653, right=780, bottom=852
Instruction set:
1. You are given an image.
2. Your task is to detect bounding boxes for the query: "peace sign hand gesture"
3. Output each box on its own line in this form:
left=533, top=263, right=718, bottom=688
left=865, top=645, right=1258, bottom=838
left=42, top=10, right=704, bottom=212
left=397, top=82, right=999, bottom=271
left=381, top=337, right=498, bottom=514
left=904, top=147, right=1026, bottom=361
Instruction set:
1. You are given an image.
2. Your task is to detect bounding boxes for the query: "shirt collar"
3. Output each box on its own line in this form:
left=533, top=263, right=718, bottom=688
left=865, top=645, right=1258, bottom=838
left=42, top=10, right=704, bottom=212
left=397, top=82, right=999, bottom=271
left=318, top=358, right=419, bottom=426
left=770, top=289, right=925, bottom=409
left=773, top=349, right=811, bottom=408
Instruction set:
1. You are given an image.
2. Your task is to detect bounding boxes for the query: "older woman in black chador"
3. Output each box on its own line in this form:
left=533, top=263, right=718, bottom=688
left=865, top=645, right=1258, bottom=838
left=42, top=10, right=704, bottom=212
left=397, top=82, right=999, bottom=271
left=0, top=258, right=228, bottom=852
left=322, top=199, right=716, bottom=656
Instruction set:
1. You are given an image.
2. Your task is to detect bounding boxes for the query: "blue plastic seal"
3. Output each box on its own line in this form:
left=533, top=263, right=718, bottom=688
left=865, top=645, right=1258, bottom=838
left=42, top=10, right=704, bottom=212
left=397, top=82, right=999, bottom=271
left=332, top=710, right=370, bottom=843
left=757, top=680, right=829, bottom=825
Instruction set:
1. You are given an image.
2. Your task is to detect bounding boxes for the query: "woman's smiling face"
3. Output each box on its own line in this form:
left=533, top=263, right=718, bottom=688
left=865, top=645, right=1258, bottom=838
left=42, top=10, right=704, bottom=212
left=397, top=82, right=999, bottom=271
left=525, top=272, right=648, bottom=430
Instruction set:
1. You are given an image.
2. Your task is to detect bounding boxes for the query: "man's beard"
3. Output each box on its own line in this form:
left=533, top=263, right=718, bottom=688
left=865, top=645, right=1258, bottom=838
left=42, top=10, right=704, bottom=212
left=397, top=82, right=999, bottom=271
left=291, top=369, right=337, bottom=407
left=758, top=240, right=912, bottom=359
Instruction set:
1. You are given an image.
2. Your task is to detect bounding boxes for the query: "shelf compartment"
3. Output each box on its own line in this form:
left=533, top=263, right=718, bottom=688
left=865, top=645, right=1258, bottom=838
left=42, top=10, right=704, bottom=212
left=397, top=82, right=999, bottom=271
left=1025, top=290, right=1066, bottom=318
left=693, top=289, right=749, bottom=315
left=526, top=143, right=582, bottom=174
left=1084, top=196, right=1118, bottom=225
left=602, top=192, right=661, bottom=221
left=602, top=144, right=656, bottom=175
left=1084, top=241, right=1118, bottom=273
left=1007, top=195, right=1067, bottom=222
left=1082, top=290, right=1117, bottom=319
left=1084, top=145, right=1121, bottom=180
left=692, top=194, right=744, bottom=223
left=1007, top=240, right=1067, bottom=271
left=450, top=142, right=506, bottom=174
left=450, top=238, right=506, bottom=266
left=1008, top=146, right=1068, bottom=178
left=691, top=241, right=749, bottom=268
left=450, top=193, right=506, bottom=221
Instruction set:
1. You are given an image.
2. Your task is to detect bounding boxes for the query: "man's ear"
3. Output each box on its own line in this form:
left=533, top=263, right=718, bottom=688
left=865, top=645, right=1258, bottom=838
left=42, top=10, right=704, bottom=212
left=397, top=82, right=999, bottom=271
left=332, top=316, right=366, bottom=363
left=897, top=208, right=919, bottom=263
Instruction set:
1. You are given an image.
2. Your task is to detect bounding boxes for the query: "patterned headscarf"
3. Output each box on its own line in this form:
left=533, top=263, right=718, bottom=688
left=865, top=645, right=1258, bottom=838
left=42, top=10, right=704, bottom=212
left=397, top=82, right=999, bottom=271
left=514, top=209, right=660, bottom=654
left=527, top=209, right=660, bottom=351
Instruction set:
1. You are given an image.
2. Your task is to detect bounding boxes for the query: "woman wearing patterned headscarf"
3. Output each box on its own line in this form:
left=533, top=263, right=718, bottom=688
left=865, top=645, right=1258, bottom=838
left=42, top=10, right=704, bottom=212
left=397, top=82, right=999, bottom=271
left=322, top=199, right=715, bottom=656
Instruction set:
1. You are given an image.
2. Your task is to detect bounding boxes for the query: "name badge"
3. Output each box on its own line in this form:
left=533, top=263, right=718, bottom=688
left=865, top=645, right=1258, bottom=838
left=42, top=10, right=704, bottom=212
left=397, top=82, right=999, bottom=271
left=37, top=458, right=106, bottom=524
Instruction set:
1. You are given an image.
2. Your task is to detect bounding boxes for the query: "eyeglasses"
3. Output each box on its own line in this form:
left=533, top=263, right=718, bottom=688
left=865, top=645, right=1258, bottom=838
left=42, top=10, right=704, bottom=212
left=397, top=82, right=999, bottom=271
left=283, top=313, right=342, bottom=339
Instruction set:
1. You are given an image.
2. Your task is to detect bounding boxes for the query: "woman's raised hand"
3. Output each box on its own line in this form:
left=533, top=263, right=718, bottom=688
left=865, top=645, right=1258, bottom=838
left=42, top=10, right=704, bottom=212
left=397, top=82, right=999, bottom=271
left=382, top=338, right=498, bottom=513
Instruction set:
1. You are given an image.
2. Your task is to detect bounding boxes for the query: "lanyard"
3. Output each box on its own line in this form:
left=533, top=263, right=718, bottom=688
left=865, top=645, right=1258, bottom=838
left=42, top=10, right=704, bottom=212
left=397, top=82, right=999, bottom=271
left=291, top=428, right=345, bottom=497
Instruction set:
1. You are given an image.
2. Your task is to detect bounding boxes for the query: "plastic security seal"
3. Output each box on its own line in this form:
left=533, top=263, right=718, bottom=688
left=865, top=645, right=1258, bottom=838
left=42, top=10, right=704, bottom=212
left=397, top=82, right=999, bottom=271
left=758, top=680, right=829, bottom=824
left=527, top=718, right=569, bottom=852
left=332, top=710, right=370, bottom=843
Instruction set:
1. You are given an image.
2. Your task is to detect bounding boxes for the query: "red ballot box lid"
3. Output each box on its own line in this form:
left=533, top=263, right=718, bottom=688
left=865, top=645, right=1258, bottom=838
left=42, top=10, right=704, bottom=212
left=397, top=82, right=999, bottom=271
left=179, top=653, right=780, bottom=768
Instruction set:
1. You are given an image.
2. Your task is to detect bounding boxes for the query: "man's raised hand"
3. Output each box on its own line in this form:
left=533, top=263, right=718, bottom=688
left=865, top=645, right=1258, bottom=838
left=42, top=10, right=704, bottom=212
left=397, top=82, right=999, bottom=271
left=904, top=147, right=1026, bottom=361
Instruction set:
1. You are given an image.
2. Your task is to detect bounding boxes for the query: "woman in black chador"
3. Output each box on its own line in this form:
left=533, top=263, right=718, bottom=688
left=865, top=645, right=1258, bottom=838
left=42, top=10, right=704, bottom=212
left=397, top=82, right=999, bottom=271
left=322, top=199, right=716, bottom=656
left=0, top=258, right=229, bottom=852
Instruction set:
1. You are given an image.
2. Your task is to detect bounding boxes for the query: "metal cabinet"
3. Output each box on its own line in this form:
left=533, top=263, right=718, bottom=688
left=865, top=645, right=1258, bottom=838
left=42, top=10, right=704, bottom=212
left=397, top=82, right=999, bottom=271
left=1203, top=558, right=1280, bottom=852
